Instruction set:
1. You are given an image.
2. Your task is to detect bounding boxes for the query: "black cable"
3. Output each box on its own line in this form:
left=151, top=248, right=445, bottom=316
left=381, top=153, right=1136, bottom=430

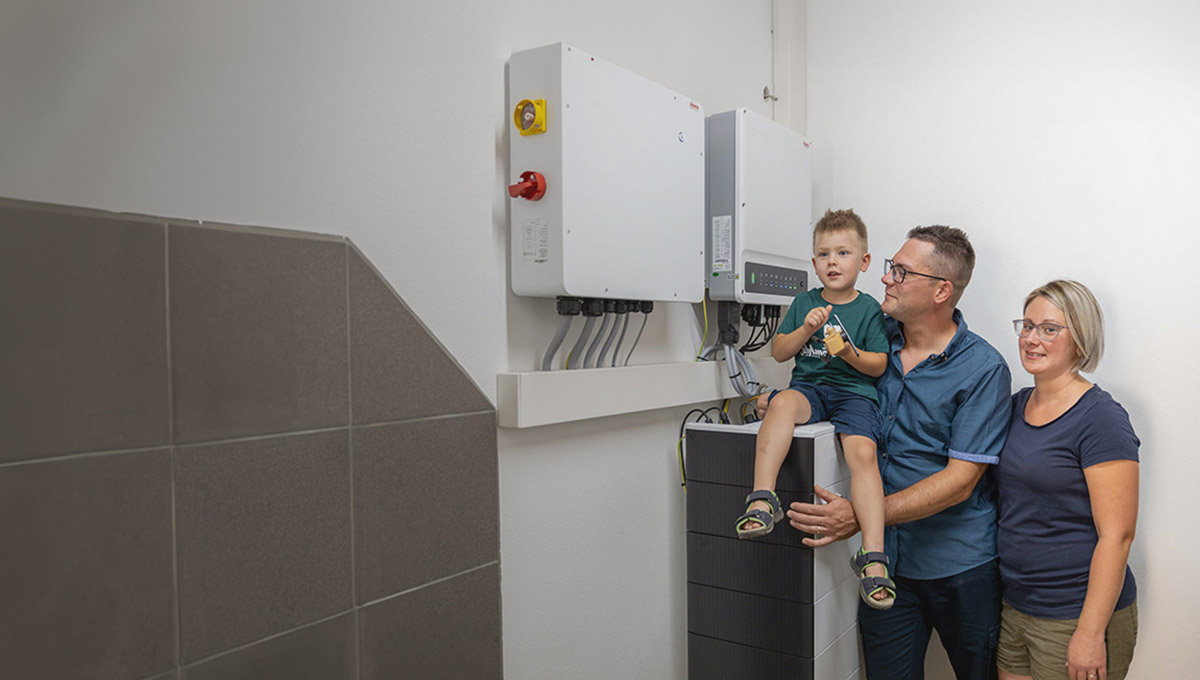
left=676, top=407, right=716, bottom=489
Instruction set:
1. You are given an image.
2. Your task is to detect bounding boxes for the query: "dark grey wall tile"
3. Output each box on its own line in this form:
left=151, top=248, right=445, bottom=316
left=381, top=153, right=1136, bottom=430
left=0, top=205, right=169, bottom=462
left=169, top=226, right=348, bottom=443
left=0, top=450, right=175, bottom=680
left=354, top=413, right=499, bottom=603
left=175, top=430, right=353, bottom=662
left=348, top=249, right=491, bottom=425
left=182, top=613, right=355, bottom=680
left=359, top=566, right=501, bottom=680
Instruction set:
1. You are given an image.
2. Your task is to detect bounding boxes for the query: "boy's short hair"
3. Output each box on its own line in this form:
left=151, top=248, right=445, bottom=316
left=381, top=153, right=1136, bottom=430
left=906, top=225, right=975, bottom=305
left=813, top=209, right=868, bottom=250
left=1023, top=279, right=1106, bottom=373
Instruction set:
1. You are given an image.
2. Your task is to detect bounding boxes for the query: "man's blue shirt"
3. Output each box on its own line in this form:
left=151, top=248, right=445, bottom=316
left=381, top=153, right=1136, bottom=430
left=877, top=309, right=1012, bottom=580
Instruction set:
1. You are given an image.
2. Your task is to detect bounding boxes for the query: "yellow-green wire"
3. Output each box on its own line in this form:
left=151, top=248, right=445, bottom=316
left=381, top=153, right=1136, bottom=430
left=677, top=436, right=687, bottom=490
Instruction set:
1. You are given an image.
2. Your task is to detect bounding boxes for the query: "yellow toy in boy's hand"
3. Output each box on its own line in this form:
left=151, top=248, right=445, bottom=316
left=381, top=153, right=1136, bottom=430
left=823, top=325, right=847, bottom=355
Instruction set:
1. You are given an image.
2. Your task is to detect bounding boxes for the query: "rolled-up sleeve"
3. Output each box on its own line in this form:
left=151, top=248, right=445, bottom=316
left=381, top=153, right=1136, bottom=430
left=948, top=363, right=1012, bottom=465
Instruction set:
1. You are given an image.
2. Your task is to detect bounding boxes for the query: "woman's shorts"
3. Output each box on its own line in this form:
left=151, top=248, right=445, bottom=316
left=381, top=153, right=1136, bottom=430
left=767, top=381, right=882, bottom=442
left=997, top=599, right=1137, bottom=679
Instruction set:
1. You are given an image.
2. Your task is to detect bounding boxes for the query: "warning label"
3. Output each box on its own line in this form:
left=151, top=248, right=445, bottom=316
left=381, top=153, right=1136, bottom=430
left=712, top=215, right=733, bottom=271
left=522, top=218, right=549, bottom=263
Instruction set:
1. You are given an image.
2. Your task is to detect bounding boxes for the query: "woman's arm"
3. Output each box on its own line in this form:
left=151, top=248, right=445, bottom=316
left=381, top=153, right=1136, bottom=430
left=1067, top=459, right=1139, bottom=679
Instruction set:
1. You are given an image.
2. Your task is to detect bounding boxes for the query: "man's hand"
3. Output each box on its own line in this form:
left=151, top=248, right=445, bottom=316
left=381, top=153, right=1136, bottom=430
left=787, top=484, right=859, bottom=547
left=755, top=393, right=770, bottom=420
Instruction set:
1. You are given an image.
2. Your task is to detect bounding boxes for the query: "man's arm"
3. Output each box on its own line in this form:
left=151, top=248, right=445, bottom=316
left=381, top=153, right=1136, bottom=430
left=833, top=347, right=887, bottom=378
left=787, top=458, right=988, bottom=547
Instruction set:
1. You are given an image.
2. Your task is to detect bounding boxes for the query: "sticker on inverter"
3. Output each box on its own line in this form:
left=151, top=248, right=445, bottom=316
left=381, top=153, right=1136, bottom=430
left=712, top=215, right=733, bottom=272
left=522, top=218, right=550, bottom=263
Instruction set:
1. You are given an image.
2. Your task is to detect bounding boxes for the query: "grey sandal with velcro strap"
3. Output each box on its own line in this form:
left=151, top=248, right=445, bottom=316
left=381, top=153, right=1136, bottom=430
left=850, top=548, right=897, bottom=610
left=735, top=489, right=784, bottom=539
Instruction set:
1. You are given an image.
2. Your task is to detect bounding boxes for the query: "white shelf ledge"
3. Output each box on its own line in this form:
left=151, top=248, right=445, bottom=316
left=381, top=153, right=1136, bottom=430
left=497, top=358, right=791, bottom=429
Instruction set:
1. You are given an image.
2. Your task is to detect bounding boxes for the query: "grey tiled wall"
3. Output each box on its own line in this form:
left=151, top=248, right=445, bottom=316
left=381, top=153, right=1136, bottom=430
left=0, top=199, right=501, bottom=680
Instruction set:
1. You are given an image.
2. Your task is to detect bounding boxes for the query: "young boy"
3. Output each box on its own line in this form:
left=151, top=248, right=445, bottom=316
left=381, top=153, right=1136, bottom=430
left=734, top=208, right=895, bottom=609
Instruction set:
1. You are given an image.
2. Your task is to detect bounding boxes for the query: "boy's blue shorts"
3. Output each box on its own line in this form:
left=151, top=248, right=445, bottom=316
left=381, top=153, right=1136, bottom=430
left=767, top=381, right=882, bottom=443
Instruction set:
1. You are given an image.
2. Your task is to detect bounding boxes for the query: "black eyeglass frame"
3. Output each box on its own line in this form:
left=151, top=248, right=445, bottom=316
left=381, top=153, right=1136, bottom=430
left=883, top=259, right=948, bottom=284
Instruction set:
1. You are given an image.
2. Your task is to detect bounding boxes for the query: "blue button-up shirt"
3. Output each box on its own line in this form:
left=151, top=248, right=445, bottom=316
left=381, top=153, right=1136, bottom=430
left=877, top=309, right=1011, bottom=580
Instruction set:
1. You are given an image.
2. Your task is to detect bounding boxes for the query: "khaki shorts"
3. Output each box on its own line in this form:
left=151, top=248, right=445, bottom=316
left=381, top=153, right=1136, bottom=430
left=997, top=599, right=1137, bottom=679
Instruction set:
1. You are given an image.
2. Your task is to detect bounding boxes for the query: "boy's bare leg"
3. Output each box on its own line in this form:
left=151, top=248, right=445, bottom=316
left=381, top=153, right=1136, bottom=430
left=841, top=434, right=888, bottom=600
left=741, top=390, right=812, bottom=531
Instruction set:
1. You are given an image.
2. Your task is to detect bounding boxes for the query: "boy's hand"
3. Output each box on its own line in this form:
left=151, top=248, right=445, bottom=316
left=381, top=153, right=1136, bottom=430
left=803, top=305, right=833, bottom=332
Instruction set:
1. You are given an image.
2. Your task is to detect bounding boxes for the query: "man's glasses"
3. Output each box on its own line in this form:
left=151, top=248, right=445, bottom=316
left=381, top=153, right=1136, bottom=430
left=1013, top=320, right=1068, bottom=342
left=883, top=259, right=948, bottom=284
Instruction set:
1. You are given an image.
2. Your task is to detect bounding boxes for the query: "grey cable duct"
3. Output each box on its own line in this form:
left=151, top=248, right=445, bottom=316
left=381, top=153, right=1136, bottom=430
left=541, top=315, right=574, bottom=371
left=598, top=311, right=624, bottom=367
left=610, top=312, right=631, bottom=367
left=583, top=312, right=612, bottom=368
left=566, top=316, right=598, bottom=369
left=722, top=343, right=760, bottom=398
left=623, top=312, right=649, bottom=366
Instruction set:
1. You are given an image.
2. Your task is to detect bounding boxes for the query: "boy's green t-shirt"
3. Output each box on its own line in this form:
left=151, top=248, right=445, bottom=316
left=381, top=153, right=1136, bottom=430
left=778, top=288, right=889, bottom=403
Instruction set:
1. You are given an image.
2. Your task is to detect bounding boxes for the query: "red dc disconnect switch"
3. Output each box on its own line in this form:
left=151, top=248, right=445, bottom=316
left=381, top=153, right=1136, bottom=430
left=508, top=171, right=547, bottom=201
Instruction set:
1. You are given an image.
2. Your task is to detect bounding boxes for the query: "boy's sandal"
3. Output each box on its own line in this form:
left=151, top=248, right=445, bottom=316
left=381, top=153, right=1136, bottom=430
left=849, top=548, right=897, bottom=610
left=735, top=489, right=784, bottom=539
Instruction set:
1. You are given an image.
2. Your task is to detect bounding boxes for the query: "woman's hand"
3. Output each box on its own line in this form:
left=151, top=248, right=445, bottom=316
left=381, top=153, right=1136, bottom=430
left=1066, top=628, right=1106, bottom=680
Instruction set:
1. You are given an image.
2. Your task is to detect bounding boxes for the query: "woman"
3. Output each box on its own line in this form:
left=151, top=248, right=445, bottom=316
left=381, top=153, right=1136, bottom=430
left=997, top=280, right=1139, bottom=680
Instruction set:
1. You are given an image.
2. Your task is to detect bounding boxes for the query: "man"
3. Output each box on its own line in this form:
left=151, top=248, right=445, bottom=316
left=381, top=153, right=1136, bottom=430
left=783, top=226, right=1012, bottom=679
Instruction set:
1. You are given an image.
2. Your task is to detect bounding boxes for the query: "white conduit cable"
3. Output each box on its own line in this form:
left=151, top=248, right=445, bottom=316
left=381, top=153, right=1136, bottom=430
left=722, top=344, right=760, bottom=398
left=567, top=316, right=598, bottom=369
left=541, top=315, right=574, bottom=371
left=583, top=312, right=612, bottom=368
left=623, top=312, right=649, bottom=366
left=610, top=312, right=631, bottom=367
left=598, top=311, right=624, bottom=367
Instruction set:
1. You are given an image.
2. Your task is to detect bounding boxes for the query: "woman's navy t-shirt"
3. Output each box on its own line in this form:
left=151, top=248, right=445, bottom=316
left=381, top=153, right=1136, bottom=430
left=997, top=385, right=1139, bottom=619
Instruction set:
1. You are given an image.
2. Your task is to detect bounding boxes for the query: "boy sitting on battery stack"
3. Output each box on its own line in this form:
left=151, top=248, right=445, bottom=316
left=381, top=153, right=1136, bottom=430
left=734, top=208, right=894, bottom=609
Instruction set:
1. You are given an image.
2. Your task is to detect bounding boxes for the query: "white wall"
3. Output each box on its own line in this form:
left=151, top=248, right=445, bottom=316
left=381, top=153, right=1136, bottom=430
left=0, top=2, right=780, bottom=678
left=809, top=2, right=1200, bottom=677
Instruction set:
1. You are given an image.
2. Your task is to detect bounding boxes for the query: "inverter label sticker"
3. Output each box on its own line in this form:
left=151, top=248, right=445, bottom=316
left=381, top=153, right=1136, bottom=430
left=712, top=215, right=733, bottom=271
left=522, top=218, right=549, bottom=263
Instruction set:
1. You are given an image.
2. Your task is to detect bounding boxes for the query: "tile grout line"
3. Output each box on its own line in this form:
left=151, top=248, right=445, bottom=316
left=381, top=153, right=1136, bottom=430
left=354, top=606, right=363, bottom=680
left=173, top=425, right=349, bottom=451
left=343, top=242, right=360, bottom=676
left=165, top=223, right=184, bottom=671
left=177, top=608, right=357, bottom=671
left=344, top=243, right=361, bottom=670
left=358, top=560, right=500, bottom=610
left=169, top=448, right=183, bottom=674
left=165, top=222, right=175, bottom=447
left=354, top=409, right=496, bottom=431
left=0, top=422, right=363, bottom=470
left=0, top=444, right=174, bottom=469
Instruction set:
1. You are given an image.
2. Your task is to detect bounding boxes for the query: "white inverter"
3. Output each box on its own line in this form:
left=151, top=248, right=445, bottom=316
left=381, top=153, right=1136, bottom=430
left=706, top=108, right=812, bottom=305
left=507, top=43, right=705, bottom=303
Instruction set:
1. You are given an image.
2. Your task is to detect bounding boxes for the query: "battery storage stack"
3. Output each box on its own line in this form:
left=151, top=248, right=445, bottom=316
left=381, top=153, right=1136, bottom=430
left=684, top=422, right=865, bottom=680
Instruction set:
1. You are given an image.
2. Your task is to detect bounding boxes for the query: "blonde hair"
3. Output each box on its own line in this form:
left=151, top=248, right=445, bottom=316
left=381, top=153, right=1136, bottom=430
left=1023, top=279, right=1105, bottom=373
left=813, top=209, right=868, bottom=250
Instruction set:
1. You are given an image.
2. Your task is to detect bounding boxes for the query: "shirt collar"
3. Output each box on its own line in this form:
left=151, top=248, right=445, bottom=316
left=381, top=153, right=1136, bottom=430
left=886, top=308, right=970, bottom=361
